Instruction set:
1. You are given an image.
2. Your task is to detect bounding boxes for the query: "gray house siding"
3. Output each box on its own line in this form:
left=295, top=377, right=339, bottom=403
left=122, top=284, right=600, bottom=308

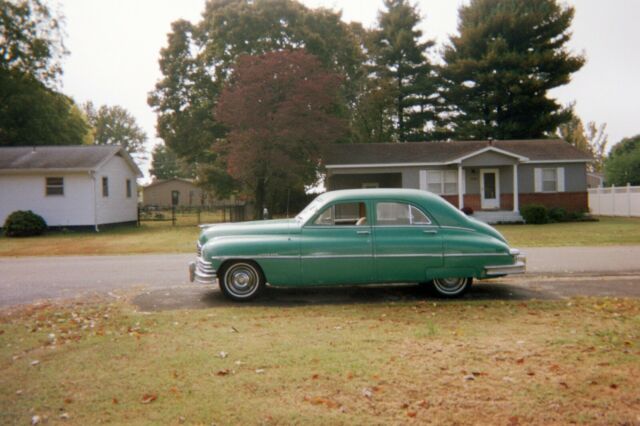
left=518, top=163, right=586, bottom=193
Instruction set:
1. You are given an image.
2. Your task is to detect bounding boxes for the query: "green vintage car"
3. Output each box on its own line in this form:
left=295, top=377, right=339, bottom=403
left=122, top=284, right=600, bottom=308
left=189, top=188, right=525, bottom=301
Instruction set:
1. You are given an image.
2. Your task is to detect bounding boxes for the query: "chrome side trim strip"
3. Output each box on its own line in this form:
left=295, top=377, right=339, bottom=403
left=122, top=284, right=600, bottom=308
left=375, top=253, right=442, bottom=258
left=444, top=252, right=507, bottom=257
left=208, top=252, right=508, bottom=261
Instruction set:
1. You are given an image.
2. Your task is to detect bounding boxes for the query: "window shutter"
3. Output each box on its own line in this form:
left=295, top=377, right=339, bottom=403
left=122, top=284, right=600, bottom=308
left=534, top=168, right=542, bottom=193
left=557, top=167, right=565, bottom=192
left=419, top=170, right=427, bottom=191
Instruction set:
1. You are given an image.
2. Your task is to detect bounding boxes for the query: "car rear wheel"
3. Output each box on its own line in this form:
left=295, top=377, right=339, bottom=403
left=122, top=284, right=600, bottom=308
left=431, top=277, right=472, bottom=298
left=219, top=261, right=265, bottom=302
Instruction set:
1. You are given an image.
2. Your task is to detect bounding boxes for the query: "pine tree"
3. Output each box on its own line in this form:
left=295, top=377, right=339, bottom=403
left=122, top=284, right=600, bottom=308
left=439, top=0, right=585, bottom=140
left=370, top=0, right=435, bottom=142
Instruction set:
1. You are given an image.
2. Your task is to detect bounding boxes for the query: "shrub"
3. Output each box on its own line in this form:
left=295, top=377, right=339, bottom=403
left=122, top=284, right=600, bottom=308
left=548, top=207, right=567, bottom=222
left=521, top=204, right=548, bottom=224
left=3, top=210, right=47, bottom=237
left=461, top=206, right=474, bottom=215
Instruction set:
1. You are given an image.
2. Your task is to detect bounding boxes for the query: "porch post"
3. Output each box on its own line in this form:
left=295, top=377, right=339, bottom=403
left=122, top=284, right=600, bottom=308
left=458, top=164, right=464, bottom=209
left=513, top=163, right=519, bottom=213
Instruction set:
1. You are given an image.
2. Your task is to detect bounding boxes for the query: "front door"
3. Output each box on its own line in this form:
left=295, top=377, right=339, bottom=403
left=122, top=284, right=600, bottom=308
left=480, top=169, right=500, bottom=209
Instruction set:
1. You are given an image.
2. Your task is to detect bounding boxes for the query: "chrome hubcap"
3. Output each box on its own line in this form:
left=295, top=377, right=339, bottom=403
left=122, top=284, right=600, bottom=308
left=433, top=277, right=468, bottom=295
left=224, top=263, right=260, bottom=297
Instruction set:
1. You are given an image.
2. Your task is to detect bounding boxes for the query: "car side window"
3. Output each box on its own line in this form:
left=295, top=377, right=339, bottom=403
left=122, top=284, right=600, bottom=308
left=376, top=202, right=431, bottom=226
left=313, top=202, right=367, bottom=226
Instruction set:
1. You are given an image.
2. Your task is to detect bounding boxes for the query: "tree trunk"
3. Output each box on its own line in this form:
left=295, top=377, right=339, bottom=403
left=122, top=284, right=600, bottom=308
left=254, top=177, right=266, bottom=220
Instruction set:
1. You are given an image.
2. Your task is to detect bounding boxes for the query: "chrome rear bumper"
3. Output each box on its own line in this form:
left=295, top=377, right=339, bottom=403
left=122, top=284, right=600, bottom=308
left=485, top=249, right=526, bottom=276
left=189, top=257, right=217, bottom=284
left=485, top=261, right=526, bottom=276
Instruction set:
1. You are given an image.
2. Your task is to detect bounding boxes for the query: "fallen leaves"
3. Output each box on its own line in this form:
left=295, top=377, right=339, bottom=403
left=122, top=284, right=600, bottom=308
left=303, top=396, right=340, bottom=409
left=141, top=393, right=157, bottom=404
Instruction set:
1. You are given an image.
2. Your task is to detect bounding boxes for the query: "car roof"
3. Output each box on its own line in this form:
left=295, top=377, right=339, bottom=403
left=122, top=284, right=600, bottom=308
left=318, top=188, right=442, bottom=204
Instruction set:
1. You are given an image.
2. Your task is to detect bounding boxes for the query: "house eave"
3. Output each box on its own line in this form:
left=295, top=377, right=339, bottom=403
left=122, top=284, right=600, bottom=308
left=0, top=168, right=94, bottom=175
left=325, top=158, right=591, bottom=170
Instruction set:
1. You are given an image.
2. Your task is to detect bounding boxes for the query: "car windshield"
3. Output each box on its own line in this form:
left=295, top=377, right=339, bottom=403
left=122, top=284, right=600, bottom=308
left=295, top=194, right=327, bottom=223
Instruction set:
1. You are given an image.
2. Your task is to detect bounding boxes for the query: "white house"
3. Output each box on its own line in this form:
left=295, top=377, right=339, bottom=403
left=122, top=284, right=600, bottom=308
left=0, top=145, right=142, bottom=230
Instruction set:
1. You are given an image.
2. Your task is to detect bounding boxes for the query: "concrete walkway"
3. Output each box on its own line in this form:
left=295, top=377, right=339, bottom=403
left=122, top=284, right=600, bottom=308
left=521, top=245, right=640, bottom=274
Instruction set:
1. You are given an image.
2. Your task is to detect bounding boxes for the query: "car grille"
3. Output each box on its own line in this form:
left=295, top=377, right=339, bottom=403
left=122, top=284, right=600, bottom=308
left=196, top=241, right=202, bottom=257
left=196, top=257, right=215, bottom=275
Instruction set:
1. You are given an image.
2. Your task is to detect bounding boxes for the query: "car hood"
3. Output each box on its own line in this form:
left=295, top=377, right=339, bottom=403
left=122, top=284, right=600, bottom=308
left=199, top=219, right=297, bottom=245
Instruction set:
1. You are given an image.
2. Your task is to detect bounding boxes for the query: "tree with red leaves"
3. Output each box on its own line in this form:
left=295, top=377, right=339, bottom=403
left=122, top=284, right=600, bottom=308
left=216, top=49, right=347, bottom=218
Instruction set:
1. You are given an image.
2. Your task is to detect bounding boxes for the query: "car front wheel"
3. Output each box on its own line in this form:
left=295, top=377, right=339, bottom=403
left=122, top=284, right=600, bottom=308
left=431, top=277, right=472, bottom=298
left=219, top=261, right=265, bottom=302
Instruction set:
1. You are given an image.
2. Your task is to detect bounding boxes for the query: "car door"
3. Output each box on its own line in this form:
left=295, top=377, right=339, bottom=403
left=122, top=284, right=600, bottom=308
left=372, top=201, right=443, bottom=283
left=300, top=200, right=374, bottom=285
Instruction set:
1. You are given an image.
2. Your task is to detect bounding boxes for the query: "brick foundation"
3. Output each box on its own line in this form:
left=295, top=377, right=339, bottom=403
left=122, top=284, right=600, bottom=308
left=441, top=192, right=588, bottom=212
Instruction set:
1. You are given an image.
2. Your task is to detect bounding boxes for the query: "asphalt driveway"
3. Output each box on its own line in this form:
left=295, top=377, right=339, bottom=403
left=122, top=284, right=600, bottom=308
left=1, top=246, right=639, bottom=309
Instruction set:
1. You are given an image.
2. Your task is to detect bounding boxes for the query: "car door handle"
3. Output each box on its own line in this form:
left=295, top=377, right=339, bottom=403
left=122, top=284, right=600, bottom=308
left=356, top=230, right=370, bottom=235
left=423, top=229, right=438, bottom=235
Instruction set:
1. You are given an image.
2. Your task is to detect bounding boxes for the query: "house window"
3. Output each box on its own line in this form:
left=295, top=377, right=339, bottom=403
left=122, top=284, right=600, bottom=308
left=542, top=168, right=557, bottom=192
left=426, top=170, right=458, bottom=195
left=102, top=177, right=109, bottom=197
left=535, top=167, right=565, bottom=193
left=45, top=177, right=64, bottom=196
left=126, top=179, right=132, bottom=198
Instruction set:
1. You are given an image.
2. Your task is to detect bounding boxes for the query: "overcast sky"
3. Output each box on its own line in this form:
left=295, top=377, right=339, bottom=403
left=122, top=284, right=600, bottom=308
left=58, top=0, right=640, bottom=180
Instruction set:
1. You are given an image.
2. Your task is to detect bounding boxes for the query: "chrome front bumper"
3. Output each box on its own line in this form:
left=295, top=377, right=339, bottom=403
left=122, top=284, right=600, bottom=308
left=189, top=257, right=217, bottom=284
left=484, top=249, right=526, bottom=277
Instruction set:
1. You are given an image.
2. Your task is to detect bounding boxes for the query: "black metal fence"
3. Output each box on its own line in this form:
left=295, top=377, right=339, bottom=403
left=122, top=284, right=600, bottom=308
left=137, top=204, right=247, bottom=226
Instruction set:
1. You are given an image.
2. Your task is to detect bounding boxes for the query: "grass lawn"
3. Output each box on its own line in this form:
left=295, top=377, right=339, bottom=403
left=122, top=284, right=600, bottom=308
left=0, top=223, right=200, bottom=257
left=1, top=297, right=638, bottom=424
left=0, top=216, right=639, bottom=257
left=496, top=216, right=640, bottom=247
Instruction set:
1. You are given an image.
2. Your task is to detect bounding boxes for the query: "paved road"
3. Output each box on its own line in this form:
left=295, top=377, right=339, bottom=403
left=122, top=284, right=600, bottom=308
left=1, top=246, right=639, bottom=308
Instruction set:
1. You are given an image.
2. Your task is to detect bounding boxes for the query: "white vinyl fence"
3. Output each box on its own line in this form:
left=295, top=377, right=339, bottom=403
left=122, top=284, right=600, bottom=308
left=588, top=184, right=640, bottom=217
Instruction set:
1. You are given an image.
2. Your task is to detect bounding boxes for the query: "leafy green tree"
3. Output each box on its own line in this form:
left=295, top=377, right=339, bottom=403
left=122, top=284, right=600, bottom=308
left=439, top=0, right=585, bottom=140
left=83, top=102, right=147, bottom=158
left=557, top=114, right=608, bottom=172
left=0, top=0, right=89, bottom=146
left=148, top=0, right=364, bottom=195
left=0, top=0, right=66, bottom=86
left=605, top=135, right=640, bottom=186
left=370, top=0, right=435, bottom=142
left=215, top=50, right=347, bottom=219
left=149, top=143, right=195, bottom=180
left=0, top=69, right=88, bottom=145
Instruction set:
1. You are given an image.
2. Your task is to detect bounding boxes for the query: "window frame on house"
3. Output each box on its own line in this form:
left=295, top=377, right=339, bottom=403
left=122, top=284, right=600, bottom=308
left=126, top=179, right=132, bottom=198
left=424, top=170, right=458, bottom=195
left=534, top=167, right=565, bottom=193
left=45, top=177, right=64, bottom=196
left=102, top=177, right=109, bottom=197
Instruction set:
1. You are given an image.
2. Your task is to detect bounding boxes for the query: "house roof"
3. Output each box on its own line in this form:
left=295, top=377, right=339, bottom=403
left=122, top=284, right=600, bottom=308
left=0, top=145, right=143, bottom=176
left=144, top=178, right=197, bottom=189
left=323, top=139, right=592, bottom=167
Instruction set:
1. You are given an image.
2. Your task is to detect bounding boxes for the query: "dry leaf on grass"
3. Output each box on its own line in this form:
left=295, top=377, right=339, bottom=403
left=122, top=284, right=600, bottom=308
left=141, top=393, right=157, bottom=404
